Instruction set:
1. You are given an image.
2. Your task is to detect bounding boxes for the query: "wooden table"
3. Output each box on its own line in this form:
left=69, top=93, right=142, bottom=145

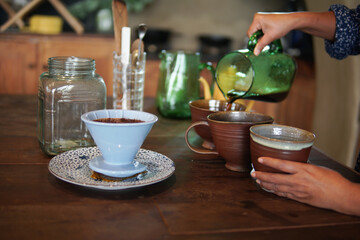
left=0, top=95, right=359, bottom=239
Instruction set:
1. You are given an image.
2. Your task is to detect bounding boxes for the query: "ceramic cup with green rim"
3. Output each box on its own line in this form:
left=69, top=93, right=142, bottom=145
left=185, top=111, right=273, bottom=172
left=250, top=124, right=315, bottom=173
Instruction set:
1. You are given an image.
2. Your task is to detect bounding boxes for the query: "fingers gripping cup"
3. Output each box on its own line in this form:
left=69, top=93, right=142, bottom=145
left=81, top=109, right=158, bottom=177
left=185, top=111, right=273, bottom=172
left=250, top=124, right=315, bottom=173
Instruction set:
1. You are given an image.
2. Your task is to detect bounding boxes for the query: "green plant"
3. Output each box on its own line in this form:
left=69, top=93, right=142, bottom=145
left=68, top=0, right=153, bottom=19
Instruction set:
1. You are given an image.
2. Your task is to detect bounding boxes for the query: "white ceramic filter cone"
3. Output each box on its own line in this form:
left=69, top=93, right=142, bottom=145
left=81, top=109, right=158, bottom=177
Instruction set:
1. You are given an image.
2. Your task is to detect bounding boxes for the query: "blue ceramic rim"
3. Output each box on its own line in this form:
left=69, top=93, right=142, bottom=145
left=81, top=109, right=158, bottom=126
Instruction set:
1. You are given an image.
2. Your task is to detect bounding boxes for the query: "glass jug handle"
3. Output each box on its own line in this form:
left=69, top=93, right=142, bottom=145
left=198, top=62, right=216, bottom=95
left=247, top=30, right=283, bottom=54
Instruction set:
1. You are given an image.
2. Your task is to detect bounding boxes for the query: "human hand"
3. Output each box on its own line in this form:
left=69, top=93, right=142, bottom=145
left=247, top=13, right=296, bottom=55
left=247, top=11, right=336, bottom=55
left=251, top=157, right=360, bottom=216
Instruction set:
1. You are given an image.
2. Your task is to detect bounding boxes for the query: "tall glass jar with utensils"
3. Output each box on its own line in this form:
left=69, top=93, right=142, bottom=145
left=38, top=56, right=106, bottom=155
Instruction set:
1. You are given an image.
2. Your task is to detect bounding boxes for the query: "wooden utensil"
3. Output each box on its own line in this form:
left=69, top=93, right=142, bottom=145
left=112, top=0, right=128, bottom=55
left=130, top=39, right=144, bottom=54
left=137, top=23, right=147, bottom=59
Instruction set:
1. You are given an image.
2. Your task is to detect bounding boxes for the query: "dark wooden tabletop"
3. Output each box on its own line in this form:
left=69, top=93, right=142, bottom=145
left=0, top=95, right=359, bottom=240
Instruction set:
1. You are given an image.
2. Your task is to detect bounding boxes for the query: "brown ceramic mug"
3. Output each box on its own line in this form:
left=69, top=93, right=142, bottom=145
left=185, top=111, right=273, bottom=172
left=250, top=124, right=316, bottom=173
left=189, top=99, right=245, bottom=150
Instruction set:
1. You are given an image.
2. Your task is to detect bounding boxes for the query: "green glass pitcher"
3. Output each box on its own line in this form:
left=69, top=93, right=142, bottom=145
left=215, top=30, right=296, bottom=103
left=156, top=50, right=215, bottom=118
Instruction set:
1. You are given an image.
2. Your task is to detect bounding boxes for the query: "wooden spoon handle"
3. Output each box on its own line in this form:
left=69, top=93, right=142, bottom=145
left=130, top=39, right=144, bottom=54
left=112, top=0, right=128, bottom=55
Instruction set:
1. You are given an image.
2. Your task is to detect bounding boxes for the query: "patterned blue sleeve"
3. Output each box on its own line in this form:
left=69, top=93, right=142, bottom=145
left=325, top=4, right=360, bottom=60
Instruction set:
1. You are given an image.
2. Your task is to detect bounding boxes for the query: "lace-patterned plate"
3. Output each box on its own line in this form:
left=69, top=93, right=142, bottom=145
left=48, top=147, right=175, bottom=190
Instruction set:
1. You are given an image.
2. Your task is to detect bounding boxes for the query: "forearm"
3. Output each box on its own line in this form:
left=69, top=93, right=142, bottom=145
left=292, top=11, right=336, bottom=41
left=251, top=158, right=360, bottom=217
left=248, top=11, right=337, bottom=55
left=334, top=181, right=360, bottom=216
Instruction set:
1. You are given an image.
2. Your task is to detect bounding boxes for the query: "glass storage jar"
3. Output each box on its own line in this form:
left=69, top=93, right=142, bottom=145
left=38, top=56, right=106, bottom=155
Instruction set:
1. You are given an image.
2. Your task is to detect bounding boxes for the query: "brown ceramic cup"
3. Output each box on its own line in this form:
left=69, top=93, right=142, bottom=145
left=185, top=111, right=274, bottom=172
left=189, top=99, right=245, bottom=150
left=250, top=124, right=316, bottom=173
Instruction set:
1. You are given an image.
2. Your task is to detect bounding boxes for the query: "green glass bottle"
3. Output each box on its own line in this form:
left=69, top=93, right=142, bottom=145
left=215, top=30, right=296, bottom=103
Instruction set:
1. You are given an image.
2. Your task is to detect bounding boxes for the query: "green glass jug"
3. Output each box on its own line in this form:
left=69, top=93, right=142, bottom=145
left=215, top=30, right=296, bottom=103
left=156, top=50, right=215, bottom=118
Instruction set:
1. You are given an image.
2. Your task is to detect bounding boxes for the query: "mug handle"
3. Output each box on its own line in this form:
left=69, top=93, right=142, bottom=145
left=247, top=30, right=283, bottom=55
left=185, top=121, right=219, bottom=155
left=198, top=62, right=216, bottom=95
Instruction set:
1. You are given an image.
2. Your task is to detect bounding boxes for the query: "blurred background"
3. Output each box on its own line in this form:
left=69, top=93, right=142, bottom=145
left=0, top=0, right=358, bottom=171
left=0, top=0, right=313, bottom=61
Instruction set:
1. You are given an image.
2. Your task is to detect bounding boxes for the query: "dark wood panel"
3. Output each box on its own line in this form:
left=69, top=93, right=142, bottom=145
left=0, top=39, right=38, bottom=94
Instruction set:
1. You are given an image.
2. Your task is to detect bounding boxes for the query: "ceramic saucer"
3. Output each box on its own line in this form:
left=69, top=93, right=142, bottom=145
left=48, top=147, right=175, bottom=190
left=89, top=156, right=147, bottom=178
